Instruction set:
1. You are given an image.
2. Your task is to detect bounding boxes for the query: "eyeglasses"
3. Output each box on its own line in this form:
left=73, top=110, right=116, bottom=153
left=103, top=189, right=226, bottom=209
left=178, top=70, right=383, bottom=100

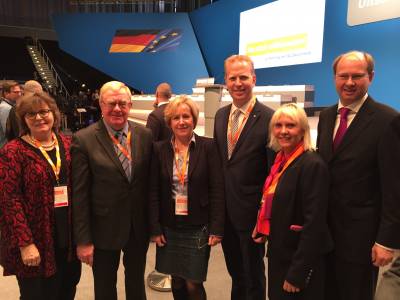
left=25, top=109, right=51, bottom=119
left=102, top=101, right=130, bottom=110
left=335, top=73, right=368, bottom=81
left=10, top=90, right=22, bottom=94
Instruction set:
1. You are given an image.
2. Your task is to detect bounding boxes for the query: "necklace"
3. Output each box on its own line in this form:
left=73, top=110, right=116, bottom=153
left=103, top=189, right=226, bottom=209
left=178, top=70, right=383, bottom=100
left=26, top=134, right=56, bottom=151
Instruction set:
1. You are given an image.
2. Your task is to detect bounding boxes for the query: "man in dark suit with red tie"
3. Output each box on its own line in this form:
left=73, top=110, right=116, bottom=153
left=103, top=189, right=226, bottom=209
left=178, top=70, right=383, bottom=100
left=317, top=51, right=400, bottom=300
left=72, top=81, right=152, bottom=300
left=214, top=55, right=274, bottom=300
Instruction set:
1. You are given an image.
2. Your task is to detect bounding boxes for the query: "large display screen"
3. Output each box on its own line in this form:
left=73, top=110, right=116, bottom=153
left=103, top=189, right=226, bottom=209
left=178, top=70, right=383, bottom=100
left=239, top=0, right=326, bottom=69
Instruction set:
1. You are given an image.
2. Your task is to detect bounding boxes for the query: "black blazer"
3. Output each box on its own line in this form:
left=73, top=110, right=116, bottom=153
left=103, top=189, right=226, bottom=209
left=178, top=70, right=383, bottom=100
left=267, top=151, right=333, bottom=289
left=148, top=134, right=225, bottom=237
left=146, top=103, right=172, bottom=142
left=317, top=96, right=400, bottom=264
left=214, top=100, right=274, bottom=230
left=71, top=119, right=153, bottom=250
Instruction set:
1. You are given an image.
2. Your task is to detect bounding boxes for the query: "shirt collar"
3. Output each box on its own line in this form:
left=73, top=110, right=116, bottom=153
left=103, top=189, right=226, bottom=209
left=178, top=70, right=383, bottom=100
left=170, top=133, right=196, bottom=149
left=1, top=97, right=15, bottom=107
left=103, top=120, right=129, bottom=138
left=157, top=101, right=169, bottom=107
left=231, top=96, right=256, bottom=115
left=338, top=93, right=368, bottom=113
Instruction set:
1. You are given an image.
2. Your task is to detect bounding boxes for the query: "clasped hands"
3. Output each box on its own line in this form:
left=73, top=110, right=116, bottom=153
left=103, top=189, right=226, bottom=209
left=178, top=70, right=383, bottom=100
left=150, top=234, right=222, bottom=247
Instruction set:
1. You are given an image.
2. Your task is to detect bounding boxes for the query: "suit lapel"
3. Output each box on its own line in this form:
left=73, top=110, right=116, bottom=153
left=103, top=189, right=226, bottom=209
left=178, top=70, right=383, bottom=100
left=129, top=122, right=138, bottom=182
left=333, top=97, right=374, bottom=157
left=95, top=120, right=127, bottom=180
left=164, top=142, right=174, bottom=183
left=230, top=100, right=261, bottom=160
left=322, top=106, right=337, bottom=161
left=188, top=135, right=200, bottom=178
left=219, top=105, right=230, bottom=162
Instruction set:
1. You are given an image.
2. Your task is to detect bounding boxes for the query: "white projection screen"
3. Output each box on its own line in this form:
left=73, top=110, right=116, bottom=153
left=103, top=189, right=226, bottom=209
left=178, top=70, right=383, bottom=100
left=239, top=0, right=326, bottom=69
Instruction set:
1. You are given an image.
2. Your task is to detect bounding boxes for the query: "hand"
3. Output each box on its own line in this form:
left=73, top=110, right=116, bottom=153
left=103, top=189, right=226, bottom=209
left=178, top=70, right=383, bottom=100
left=283, top=280, right=300, bottom=293
left=372, top=244, right=394, bottom=267
left=151, top=234, right=167, bottom=247
left=208, top=235, right=222, bottom=246
left=252, top=226, right=267, bottom=244
left=20, top=244, right=41, bottom=267
left=77, top=244, right=94, bottom=267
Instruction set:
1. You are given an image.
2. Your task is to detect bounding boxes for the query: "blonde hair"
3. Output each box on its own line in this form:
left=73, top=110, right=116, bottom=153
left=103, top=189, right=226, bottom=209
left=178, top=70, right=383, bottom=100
left=332, top=50, right=374, bottom=75
left=224, top=54, right=255, bottom=76
left=164, top=95, right=199, bottom=128
left=99, top=81, right=132, bottom=102
left=269, top=103, right=313, bottom=152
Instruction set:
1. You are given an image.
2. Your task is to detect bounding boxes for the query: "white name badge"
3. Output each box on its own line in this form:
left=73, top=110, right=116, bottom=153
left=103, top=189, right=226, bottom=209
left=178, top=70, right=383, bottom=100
left=54, top=186, right=69, bottom=207
left=175, top=195, right=188, bottom=216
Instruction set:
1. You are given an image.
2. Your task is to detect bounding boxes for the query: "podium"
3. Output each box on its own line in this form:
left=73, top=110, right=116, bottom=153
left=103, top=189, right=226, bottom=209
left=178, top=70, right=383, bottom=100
left=203, top=84, right=224, bottom=137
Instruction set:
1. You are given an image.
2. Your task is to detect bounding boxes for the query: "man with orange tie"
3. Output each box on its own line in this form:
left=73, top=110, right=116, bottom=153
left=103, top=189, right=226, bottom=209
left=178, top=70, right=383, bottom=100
left=317, top=50, right=400, bottom=300
left=213, top=55, right=274, bottom=300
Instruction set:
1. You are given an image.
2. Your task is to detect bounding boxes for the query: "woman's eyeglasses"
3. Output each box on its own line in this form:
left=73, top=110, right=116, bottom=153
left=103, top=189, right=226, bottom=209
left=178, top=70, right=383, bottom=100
left=25, top=109, right=51, bottom=119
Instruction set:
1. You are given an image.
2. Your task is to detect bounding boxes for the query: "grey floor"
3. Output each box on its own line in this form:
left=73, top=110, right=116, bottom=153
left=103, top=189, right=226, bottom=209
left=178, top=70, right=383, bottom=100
left=0, top=243, right=248, bottom=299
left=0, top=243, right=394, bottom=299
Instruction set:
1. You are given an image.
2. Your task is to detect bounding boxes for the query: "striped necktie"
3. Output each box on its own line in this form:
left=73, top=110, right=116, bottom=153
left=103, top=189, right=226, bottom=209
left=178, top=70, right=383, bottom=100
left=228, top=109, right=241, bottom=159
left=115, top=131, right=131, bottom=180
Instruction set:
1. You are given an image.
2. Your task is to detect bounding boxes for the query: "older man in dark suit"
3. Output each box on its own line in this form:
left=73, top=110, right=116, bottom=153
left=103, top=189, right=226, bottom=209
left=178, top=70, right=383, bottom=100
left=317, top=51, right=400, bottom=300
left=213, top=54, right=274, bottom=300
left=146, top=82, right=172, bottom=142
left=72, top=81, right=152, bottom=300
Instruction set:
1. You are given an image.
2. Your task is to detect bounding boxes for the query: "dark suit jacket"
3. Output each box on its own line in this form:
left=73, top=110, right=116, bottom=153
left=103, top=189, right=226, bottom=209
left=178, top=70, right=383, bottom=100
left=71, top=119, right=152, bottom=250
left=267, top=151, right=333, bottom=290
left=214, top=100, right=274, bottom=231
left=5, top=106, right=19, bottom=141
left=146, top=103, right=172, bottom=142
left=149, top=134, right=225, bottom=236
left=317, top=96, right=399, bottom=264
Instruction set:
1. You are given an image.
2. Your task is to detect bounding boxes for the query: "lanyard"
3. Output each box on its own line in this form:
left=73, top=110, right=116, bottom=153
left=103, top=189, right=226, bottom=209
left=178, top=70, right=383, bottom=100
left=31, top=132, right=61, bottom=183
left=110, top=131, right=132, bottom=161
left=263, top=144, right=305, bottom=198
left=228, top=98, right=256, bottom=146
left=174, top=143, right=189, bottom=188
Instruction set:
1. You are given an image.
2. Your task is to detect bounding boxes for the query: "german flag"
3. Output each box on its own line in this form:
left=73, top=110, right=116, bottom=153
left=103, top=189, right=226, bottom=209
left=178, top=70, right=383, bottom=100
left=109, top=29, right=182, bottom=53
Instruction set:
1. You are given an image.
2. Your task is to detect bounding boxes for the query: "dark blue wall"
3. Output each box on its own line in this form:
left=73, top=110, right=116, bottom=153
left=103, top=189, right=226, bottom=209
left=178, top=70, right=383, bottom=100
left=190, top=0, right=400, bottom=110
left=53, top=13, right=208, bottom=94
left=53, top=1, right=400, bottom=109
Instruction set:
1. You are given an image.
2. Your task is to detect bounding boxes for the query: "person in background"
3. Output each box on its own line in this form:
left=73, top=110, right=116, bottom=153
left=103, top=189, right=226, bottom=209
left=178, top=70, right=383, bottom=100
left=254, top=103, right=333, bottom=300
left=6, top=80, right=43, bottom=141
left=317, top=50, right=400, bottom=300
left=146, top=82, right=173, bottom=142
left=149, top=96, right=224, bottom=300
left=0, top=81, right=22, bottom=147
left=0, top=92, right=81, bottom=300
left=213, top=54, right=274, bottom=300
left=72, top=81, right=152, bottom=300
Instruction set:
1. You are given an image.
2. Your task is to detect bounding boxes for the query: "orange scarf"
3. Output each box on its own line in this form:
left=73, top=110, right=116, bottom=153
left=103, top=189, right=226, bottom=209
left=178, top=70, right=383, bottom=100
left=256, top=143, right=305, bottom=236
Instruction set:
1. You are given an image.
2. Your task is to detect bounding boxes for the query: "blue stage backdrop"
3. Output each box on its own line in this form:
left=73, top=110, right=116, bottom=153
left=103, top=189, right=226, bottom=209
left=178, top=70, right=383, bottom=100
left=190, top=0, right=400, bottom=110
left=53, top=1, right=400, bottom=109
left=52, top=13, right=208, bottom=94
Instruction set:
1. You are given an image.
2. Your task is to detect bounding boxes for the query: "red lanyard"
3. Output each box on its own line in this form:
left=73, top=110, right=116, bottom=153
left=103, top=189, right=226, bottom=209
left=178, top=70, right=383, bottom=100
left=110, top=131, right=132, bottom=161
left=228, top=98, right=256, bottom=146
left=31, top=132, right=61, bottom=183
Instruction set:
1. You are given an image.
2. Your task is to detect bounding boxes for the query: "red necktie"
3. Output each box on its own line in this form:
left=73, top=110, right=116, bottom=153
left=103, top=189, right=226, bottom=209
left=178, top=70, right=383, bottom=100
left=333, top=107, right=350, bottom=151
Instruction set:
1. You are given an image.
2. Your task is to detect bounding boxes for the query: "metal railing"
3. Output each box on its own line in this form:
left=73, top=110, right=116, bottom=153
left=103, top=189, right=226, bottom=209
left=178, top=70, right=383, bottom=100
left=33, top=38, right=70, bottom=98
